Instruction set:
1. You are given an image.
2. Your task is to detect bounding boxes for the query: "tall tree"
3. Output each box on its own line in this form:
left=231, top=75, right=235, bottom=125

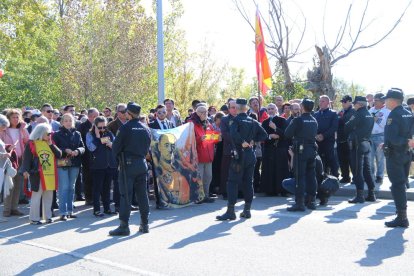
left=307, top=0, right=412, bottom=100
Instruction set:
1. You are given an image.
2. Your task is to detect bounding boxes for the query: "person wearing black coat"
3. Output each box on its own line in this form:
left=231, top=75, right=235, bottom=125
left=86, top=116, right=118, bottom=217
left=261, top=103, right=289, bottom=196
left=77, top=108, right=99, bottom=204
left=53, top=114, right=85, bottom=221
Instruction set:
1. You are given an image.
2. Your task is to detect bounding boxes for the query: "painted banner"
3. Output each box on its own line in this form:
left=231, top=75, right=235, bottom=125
left=151, top=122, right=204, bottom=208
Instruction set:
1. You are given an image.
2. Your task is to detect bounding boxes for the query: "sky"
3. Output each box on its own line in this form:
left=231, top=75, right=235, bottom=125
left=145, top=0, right=414, bottom=96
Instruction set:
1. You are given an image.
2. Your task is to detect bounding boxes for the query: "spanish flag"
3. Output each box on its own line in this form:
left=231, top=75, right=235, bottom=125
left=255, top=9, right=272, bottom=95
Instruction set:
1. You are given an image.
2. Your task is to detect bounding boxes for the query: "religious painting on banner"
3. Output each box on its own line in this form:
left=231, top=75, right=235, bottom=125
left=151, top=122, right=204, bottom=208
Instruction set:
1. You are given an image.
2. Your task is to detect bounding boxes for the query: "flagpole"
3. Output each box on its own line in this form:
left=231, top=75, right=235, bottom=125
left=157, top=0, right=165, bottom=104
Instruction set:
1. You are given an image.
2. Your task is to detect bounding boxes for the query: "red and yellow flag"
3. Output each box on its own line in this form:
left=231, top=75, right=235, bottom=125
left=255, top=9, right=272, bottom=95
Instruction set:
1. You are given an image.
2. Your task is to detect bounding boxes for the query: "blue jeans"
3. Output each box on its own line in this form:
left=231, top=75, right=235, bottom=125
left=370, top=134, right=385, bottom=179
left=58, top=167, right=80, bottom=215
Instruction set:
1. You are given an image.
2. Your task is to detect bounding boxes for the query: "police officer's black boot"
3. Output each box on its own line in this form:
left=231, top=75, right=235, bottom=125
left=139, top=216, right=149, bottom=234
left=385, top=210, right=409, bottom=228
left=348, top=189, right=365, bottom=204
left=109, top=220, right=130, bottom=236
left=365, top=189, right=377, bottom=202
left=305, top=195, right=316, bottom=210
left=216, top=205, right=236, bottom=221
left=287, top=198, right=306, bottom=212
left=240, top=203, right=251, bottom=219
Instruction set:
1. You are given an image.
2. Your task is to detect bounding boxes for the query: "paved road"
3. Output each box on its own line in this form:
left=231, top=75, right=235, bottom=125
left=1, top=196, right=413, bottom=276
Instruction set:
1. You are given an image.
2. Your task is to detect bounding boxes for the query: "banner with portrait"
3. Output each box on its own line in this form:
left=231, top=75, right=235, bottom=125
left=150, top=123, right=204, bottom=208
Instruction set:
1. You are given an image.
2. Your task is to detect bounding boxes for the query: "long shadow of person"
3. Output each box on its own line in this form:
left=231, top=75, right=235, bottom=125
left=169, top=219, right=244, bottom=249
left=356, top=228, right=407, bottom=267
left=16, top=234, right=136, bottom=275
left=368, top=202, right=395, bottom=221
left=324, top=203, right=368, bottom=224
left=252, top=209, right=307, bottom=236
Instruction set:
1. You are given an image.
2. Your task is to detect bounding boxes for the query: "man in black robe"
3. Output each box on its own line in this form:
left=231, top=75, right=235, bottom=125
left=261, top=103, right=289, bottom=196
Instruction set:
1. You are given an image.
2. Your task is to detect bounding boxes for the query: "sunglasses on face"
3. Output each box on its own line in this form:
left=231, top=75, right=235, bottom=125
left=46, top=110, right=53, bottom=113
left=97, top=126, right=107, bottom=130
left=157, top=111, right=166, bottom=114
left=104, top=110, right=110, bottom=113
left=47, top=133, right=52, bottom=136
left=119, top=110, right=126, bottom=114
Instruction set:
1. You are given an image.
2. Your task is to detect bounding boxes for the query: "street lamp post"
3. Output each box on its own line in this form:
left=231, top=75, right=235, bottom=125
left=157, top=0, right=165, bottom=104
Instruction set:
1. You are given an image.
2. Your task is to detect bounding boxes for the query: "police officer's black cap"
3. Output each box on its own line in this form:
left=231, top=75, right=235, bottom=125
left=352, top=96, right=367, bottom=104
left=382, top=88, right=404, bottom=101
left=301, top=98, right=314, bottom=110
left=220, top=104, right=228, bottom=112
left=407, top=97, right=414, bottom=105
left=236, top=98, right=247, bottom=105
left=126, top=101, right=141, bottom=115
left=374, top=93, right=385, bottom=100
left=340, top=95, right=352, bottom=103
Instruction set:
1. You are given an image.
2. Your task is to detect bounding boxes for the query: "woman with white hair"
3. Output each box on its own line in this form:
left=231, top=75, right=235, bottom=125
left=20, top=123, right=62, bottom=224
left=0, top=110, right=29, bottom=217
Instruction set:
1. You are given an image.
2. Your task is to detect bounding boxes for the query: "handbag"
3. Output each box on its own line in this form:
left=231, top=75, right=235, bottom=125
left=57, top=157, right=72, bottom=168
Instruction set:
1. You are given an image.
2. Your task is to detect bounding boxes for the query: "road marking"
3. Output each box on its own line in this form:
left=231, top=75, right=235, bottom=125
left=0, top=234, right=165, bottom=276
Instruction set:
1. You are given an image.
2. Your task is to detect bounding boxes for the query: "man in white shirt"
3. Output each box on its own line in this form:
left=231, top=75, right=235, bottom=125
left=41, top=103, right=60, bottom=131
left=369, top=93, right=390, bottom=184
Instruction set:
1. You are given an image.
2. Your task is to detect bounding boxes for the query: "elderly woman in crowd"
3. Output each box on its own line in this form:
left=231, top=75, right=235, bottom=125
left=0, top=109, right=29, bottom=217
left=86, top=116, right=117, bottom=217
left=0, top=115, right=18, bottom=222
left=20, top=123, right=62, bottom=224
left=188, top=104, right=217, bottom=203
left=53, top=113, right=85, bottom=221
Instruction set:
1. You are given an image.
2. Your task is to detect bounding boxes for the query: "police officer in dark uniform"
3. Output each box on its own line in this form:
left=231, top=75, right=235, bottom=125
left=313, top=95, right=339, bottom=177
left=337, top=95, right=356, bottom=183
left=216, top=98, right=268, bottom=220
left=382, top=88, right=412, bottom=228
left=284, top=98, right=318, bottom=211
left=344, top=96, right=376, bottom=204
left=109, top=102, right=151, bottom=235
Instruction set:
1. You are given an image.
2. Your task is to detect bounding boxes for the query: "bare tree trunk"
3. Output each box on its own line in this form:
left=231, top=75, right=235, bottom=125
left=280, top=58, right=294, bottom=95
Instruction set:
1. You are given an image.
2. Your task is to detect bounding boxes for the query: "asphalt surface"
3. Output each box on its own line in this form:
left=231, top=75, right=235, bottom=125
left=1, top=195, right=413, bottom=276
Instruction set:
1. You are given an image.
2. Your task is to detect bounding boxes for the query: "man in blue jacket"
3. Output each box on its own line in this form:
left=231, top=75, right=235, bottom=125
left=313, top=95, right=339, bottom=178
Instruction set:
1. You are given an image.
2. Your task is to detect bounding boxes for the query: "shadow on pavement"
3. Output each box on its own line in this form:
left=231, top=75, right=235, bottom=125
left=356, top=228, right=407, bottom=267
left=368, top=202, right=395, bottom=220
left=169, top=219, right=244, bottom=249
left=15, top=234, right=136, bottom=275
left=252, top=209, right=307, bottom=236
left=324, top=203, right=368, bottom=224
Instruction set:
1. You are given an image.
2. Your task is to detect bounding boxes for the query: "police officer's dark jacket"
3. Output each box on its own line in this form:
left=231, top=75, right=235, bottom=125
left=112, top=118, right=151, bottom=160
left=284, top=112, right=318, bottom=145
left=384, top=105, right=413, bottom=151
left=220, top=114, right=235, bottom=156
left=344, top=107, right=374, bottom=143
left=229, top=113, right=267, bottom=148
left=337, top=105, right=356, bottom=143
left=53, top=126, right=85, bottom=167
left=313, top=108, right=338, bottom=142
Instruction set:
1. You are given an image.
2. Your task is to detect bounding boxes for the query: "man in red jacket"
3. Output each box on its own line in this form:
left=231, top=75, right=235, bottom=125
left=188, top=104, right=217, bottom=203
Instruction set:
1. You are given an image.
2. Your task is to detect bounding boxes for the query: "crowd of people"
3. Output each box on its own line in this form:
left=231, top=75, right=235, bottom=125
left=0, top=91, right=412, bottom=229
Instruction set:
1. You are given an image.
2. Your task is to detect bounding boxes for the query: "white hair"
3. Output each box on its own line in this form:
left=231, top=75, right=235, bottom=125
left=29, top=123, right=51, bottom=141
left=0, top=114, right=10, bottom=128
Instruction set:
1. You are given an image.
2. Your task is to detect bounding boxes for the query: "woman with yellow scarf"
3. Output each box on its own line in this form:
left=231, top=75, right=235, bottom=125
left=21, top=123, right=62, bottom=225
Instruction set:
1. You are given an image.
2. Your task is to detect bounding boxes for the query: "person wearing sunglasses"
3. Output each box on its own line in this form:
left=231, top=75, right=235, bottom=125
left=86, top=116, right=118, bottom=217
left=107, top=104, right=128, bottom=137
left=41, top=103, right=60, bottom=132
left=53, top=113, right=85, bottom=221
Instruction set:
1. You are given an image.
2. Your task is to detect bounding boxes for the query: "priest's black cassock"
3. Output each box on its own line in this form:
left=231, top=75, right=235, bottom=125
left=261, top=115, right=290, bottom=196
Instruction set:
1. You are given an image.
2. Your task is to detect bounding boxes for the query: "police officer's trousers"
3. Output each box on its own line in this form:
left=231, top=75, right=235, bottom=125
left=349, top=141, right=375, bottom=191
left=294, top=147, right=317, bottom=200
left=118, top=159, right=149, bottom=224
left=337, top=141, right=351, bottom=180
left=227, top=148, right=256, bottom=206
left=386, top=151, right=411, bottom=211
